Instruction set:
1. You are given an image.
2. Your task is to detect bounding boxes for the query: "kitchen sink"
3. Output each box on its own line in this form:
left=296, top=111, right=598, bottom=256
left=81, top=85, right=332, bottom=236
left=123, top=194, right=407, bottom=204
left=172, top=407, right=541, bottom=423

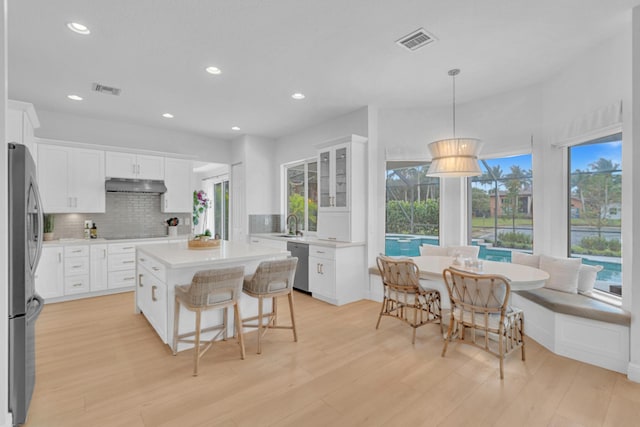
left=278, top=234, right=297, bottom=238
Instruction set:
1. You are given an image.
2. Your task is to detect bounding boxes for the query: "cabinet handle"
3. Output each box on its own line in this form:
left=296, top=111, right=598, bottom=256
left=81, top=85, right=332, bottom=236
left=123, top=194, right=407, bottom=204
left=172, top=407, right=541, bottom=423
left=74, top=197, right=78, bottom=207
left=122, top=260, right=135, bottom=264
left=320, top=263, right=324, bottom=274
left=317, top=263, right=321, bottom=274
left=139, top=257, right=146, bottom=262
left=152, top=266, right=160, bottom=271
left=327, top=237, right=337, bottom=241
left=72, top=249, right=82, bottom=253
left=137, top=164, right=140, bottom=175
left=103, top=249, right=107, bottom=259
left=124, top=276, right=135, bottom=281
left=58, top=253, right=62, bottom=263
left=138, top=274, right=144, bottom=287
left=132, top=164, right=136, bottom=175
left=165, top=199, right=168, bottom=209
left=152, top=285, right=158, bottom=302
left=316, top=250, right=325, bottom=254
left=123, top=246, right=134, bottom=250
left=72, top=264, right=82, bottom=269
left=72, top=283, right=83, bottom=288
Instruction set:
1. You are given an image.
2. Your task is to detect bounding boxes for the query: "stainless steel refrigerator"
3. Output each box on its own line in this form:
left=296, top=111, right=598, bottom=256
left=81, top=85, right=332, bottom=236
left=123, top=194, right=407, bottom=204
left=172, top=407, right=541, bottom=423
left=8, top=143, right=44, bottom=426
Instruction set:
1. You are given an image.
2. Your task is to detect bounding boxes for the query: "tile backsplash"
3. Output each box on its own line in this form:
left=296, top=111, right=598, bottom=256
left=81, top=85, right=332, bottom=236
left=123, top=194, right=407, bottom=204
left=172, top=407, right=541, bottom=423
left=50, top=193, right=191, bottom=239
left=249, top=214, right=282, bottom=234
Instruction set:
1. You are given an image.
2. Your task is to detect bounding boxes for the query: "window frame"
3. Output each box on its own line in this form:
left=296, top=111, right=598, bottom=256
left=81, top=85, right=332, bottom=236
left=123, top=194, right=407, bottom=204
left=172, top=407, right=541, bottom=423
left=282, top=157, right=318, bottom=233
left=566, top=133, right=622, bottom=300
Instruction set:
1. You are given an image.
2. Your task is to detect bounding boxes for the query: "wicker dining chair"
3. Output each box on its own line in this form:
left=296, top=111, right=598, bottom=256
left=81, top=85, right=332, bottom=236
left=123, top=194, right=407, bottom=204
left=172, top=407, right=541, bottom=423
left=242, top=258, right=298, bottom=354
left=376, top=255, right=442, bottom=344
left=172, top=266, right=246, bottom=376
left=441, top=267, right=525, bottom=379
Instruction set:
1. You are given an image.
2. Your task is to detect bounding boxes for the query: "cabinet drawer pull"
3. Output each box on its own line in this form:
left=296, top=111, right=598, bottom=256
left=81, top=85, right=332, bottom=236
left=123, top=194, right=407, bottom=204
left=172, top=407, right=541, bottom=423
left=152, top=285, right=158, bottom=302
left=139, top=257, right=146, bottom=262
left=138, top=274, right=144, bottom=287
left=72, top=264, right=82, bottom=268
left=72, top=249, right=83, bottom=253
left=124, top=276, right=135, bottom=281
left=122, top=260, right=135, bottom=264
left=72, top=283, right=83, bottom=288
left=122, top=246, right=134, bottom=250
left=58, top=253, right=62, bottom=263
left=327, top=237, right=337, bottom=241
left=152, top=267, right=160, bottom=271
left=316, top=250, right=325, bottom=254
left=103, top=249, right=107, bottom=258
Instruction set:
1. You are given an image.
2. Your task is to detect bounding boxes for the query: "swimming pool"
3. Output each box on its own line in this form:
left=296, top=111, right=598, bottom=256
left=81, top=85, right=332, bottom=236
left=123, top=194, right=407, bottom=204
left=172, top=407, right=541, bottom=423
left=384, top=234, right=622, bottom=290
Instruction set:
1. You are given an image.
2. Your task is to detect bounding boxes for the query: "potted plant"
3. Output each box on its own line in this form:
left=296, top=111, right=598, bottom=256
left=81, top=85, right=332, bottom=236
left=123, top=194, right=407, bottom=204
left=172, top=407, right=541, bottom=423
left=43, top=214, right=55, bottom=241
left=166, top=217, right=179, bottom=237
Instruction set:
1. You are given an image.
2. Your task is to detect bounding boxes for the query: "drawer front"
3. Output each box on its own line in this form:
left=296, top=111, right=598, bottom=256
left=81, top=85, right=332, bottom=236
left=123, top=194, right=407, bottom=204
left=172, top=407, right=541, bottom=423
left=64, top=245, right=89, bottom=257
left=64, top=275, right=90, bottom=295
left=64, top=256, right=90, bottom=276
left=309, top=245, right=336, bottom=260
left=109, top=252, right=136, bottom=271
left=108, top=243, right=137, bottom=255
left=108, top=270, right=137, bottom=289
left=137, top=254, right=166, bottom=282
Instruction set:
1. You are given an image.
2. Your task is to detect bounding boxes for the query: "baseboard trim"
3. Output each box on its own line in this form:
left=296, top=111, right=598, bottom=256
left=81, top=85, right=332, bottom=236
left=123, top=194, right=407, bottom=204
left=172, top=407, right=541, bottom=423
left=627, top=362, right=640, bottom=383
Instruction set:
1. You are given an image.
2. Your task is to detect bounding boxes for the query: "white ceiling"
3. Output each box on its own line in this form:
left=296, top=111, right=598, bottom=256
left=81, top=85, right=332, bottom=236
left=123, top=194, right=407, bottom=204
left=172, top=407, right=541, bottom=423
left=8, top=0, right=640, bottom=141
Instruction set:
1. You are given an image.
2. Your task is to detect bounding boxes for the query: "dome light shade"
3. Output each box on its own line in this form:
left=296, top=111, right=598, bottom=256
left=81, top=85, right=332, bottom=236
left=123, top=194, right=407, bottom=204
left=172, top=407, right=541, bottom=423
left=427, top=138, right=482, bottom=177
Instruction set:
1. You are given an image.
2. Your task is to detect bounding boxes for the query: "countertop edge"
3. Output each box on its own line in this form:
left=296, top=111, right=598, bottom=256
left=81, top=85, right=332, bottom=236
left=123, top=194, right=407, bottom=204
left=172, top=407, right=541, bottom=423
left=251, top=233, right=366, bottom=248
left=43, top=236, right=189, bottom=247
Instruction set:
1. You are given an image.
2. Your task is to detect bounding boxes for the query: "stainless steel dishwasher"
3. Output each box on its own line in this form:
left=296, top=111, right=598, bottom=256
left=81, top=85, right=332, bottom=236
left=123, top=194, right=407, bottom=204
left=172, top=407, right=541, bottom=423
left=287, top=241, right=309, bottom=292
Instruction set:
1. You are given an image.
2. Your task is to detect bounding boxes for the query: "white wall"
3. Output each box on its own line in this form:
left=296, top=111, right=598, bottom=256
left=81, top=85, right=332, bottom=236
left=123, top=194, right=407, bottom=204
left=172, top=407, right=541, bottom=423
left=1, top=0, right=10, bottom=424
left=34, top=109, right=232, bottom=163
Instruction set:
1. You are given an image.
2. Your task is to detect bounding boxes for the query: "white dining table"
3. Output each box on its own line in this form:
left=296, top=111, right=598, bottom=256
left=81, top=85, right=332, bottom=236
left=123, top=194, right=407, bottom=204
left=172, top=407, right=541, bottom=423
left=410, top=255, right=549, bottom=291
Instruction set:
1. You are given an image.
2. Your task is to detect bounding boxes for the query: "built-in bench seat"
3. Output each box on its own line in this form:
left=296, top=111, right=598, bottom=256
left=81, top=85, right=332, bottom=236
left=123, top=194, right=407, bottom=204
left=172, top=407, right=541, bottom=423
left=515, top=288, right=630, bottom=326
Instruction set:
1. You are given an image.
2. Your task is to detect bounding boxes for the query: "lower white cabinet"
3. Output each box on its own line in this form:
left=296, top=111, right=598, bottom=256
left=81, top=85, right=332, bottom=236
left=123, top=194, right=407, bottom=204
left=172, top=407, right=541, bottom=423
left=90, top=245, right=108, bottom=291
left=137, top=262, right=168, bottom=342
left=308, top=244, right=365, bottom=306
left=64, top=245, right=90, bottom=295
left=108, top=243, right=137, bottom=289
left=35, top=246, right=64, bottom=299
left=249, top=236, right=288, bottom=250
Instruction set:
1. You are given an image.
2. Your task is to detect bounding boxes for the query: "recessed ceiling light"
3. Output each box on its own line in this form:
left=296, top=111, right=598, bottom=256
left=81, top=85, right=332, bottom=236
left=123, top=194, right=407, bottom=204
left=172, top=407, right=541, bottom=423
left=205, top=66, right=222, bottom=75
left=67, top=94, right=83, bottom=101
left=231, top=126, right=241, bottom=131
left=291, top=92, right=306, bottom=100
left=67, top=22, right=90, bottom=35
left=162, top=113, right=174, bottom=119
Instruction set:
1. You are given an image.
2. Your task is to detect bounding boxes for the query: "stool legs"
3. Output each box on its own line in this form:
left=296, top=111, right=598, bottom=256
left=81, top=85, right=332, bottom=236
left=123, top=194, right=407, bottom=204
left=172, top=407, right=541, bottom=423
left=193, top=309, right=202, bottom=376
left=234, top=303, right=246, bottom=360
left=172, top=297, right=180, bottom=355
left=257, top=296, right=264, bottom=354
left=288, top=292, right=298, bottom=342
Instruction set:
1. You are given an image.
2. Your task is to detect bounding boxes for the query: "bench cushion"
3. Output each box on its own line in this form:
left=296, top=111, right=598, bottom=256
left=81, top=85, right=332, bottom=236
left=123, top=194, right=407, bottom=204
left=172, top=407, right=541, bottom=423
left=515, top=288, right=630, bottom=326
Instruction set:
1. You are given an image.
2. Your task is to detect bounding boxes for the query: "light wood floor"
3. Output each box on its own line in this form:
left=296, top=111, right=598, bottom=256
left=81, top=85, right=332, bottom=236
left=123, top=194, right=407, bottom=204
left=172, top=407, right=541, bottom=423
left=26, top=291, right=640, bottom=427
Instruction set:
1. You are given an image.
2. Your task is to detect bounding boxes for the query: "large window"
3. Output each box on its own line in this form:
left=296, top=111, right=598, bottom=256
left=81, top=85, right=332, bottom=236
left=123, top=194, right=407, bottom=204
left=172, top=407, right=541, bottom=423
left=470, top=154, right=533, bottom=262
left=385, top=162, right=440, bottom=256
left=568, top=134, right=622, bottom=296
left=204, top=175, right=229, bottom=239
left=285, top=159, right=318, bottom=232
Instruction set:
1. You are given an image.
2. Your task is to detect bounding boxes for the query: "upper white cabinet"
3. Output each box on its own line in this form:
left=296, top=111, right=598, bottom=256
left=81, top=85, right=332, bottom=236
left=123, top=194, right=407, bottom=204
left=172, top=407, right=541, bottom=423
left=316, top=135, right=367, bottom=242
left=7, top=100, right=40, bottom=162
left=161, top=158, right=192, bottom=213
left=105, top=152, right=164, bottom=180
left=38, top=144, right=106, bottom=213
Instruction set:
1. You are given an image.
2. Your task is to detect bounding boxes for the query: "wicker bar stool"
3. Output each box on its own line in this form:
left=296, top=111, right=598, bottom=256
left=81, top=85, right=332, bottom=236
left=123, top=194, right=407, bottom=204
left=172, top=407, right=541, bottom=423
left=242, top=258, right=298, bottom=354
left=376, top=255, right=442, bottom=344
left=172, top=266, right=245, bottom=376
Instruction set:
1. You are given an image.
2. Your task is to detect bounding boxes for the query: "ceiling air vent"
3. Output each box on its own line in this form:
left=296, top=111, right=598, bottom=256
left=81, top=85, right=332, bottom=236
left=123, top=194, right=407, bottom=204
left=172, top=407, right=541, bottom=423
left=396, top=28, right=437, bottom=51
left=92, top=82, right=122, bottom=96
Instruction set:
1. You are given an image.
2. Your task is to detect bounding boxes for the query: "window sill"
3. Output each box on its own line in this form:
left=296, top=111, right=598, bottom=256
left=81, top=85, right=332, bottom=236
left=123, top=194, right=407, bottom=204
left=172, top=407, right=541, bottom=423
left=590, top=289, right=622, bottom=307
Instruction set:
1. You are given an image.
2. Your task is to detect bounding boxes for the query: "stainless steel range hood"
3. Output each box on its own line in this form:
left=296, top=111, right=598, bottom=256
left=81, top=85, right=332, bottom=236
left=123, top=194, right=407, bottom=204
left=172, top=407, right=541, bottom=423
left=105, top=178, right=167, bottom=194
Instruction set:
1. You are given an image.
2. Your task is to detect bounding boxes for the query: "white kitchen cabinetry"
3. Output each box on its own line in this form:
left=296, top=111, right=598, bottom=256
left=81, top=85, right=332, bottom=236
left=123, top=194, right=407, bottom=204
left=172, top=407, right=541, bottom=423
left=105, top=152, right=164, bottom=180
left=64, top=245, right=90, bottom=295
left=249, top=236, right=288, bottom=250
left=308, top=244, right=365, bottom=306
left=90, top=244, right=108, bottom=291
left=108, top=243, right=137, bottom=289
left=137, top=258, right=168, bottom=342
left=38, top=144, right=106, bottom=213
left=35, top=246, right=64, bottom=300
left=8, top=100, right=39, bottom=162
left=161, top=158, right=192, bottom=213
left=316, top=135, right=367, bottom=242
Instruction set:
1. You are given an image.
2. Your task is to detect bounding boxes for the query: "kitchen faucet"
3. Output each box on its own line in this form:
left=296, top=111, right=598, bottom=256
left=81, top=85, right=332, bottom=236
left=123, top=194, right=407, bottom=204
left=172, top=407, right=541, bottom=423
left=286, top=214, right=302, bottom=236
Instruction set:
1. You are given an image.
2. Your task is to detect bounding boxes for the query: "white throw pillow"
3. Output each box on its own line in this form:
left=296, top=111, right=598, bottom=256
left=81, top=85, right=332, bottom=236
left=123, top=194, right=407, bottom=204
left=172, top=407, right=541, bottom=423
left=577, top=264, right=604, bottom=295
left=419, top=244, right=448, bottom=256
left=511, top=252, right=540, bottom=268
left=539, top=255, right=582, bottom=294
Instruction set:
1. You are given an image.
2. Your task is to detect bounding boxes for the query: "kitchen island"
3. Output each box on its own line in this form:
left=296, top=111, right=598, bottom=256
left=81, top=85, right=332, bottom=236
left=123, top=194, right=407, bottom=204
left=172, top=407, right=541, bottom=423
left=135, top=240, right=289, bottom=351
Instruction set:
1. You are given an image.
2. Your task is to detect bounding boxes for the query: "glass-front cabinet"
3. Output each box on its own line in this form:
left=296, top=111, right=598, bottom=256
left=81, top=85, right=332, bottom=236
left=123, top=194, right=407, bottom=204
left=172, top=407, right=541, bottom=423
left=318, top=144, right=350, bottom=211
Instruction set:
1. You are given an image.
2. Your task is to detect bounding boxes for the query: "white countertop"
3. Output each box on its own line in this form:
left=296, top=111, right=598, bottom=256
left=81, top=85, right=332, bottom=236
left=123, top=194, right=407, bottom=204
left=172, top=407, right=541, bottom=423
left=137, top=240, right=290, bottom=269
left=251, top=233, right=365, bottom=248
left=43, top=235, right=188, bottom=246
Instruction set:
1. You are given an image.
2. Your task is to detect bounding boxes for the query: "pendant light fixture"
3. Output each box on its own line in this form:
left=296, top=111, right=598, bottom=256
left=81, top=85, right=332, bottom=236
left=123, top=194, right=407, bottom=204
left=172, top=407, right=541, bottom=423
left=426, top=69, right=482, bottom=177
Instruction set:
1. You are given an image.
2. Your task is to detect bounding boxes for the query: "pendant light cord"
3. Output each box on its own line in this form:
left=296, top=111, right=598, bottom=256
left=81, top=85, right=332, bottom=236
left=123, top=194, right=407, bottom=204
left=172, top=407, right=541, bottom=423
left=452, top=72, right=456, bottom=138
